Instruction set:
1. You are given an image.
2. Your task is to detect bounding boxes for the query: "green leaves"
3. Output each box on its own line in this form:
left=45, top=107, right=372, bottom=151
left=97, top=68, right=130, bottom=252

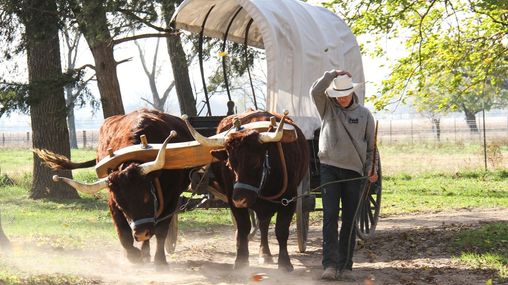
left=323, top=0, right=508, bottom=117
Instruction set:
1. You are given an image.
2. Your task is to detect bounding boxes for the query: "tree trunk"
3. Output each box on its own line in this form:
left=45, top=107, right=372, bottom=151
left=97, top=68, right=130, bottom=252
left=65, top=86, right=78, bottom=149
left=167, top=34, right=197, bottom=116
left=89, top=42, right=125, bottom=118
left=0, top=209, right=10, bottom=249
left=73, top=0, right=125, bottom=118
left=464, top=108, right=479, bottom=133
left=23, top=0, right=79, bottom=199
left=162, top=1, right=197, bottom=116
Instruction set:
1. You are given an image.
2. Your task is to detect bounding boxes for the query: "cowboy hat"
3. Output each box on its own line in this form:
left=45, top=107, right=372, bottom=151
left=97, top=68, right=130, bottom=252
left=325, top=74, right=361, bottom=98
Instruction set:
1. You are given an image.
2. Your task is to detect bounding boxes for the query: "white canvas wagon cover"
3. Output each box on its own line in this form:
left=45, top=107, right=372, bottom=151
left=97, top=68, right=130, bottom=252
left=172, top=0, right=365, bottom=138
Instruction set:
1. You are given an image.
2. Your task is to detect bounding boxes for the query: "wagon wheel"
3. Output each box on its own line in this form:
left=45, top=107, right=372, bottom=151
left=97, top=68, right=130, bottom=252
left=165, top=213, right=178, bottom=253
left=356, top=154, right=382, bottom=240
left=296, top=172, right=311, bottom=253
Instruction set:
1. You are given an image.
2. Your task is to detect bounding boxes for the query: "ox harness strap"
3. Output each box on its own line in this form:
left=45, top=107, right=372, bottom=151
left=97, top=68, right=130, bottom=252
left=233, top=141, right=289, bottom=202
left=233, top=150, right=271, bottom=194
left=129, top=178, right=173, bottom=229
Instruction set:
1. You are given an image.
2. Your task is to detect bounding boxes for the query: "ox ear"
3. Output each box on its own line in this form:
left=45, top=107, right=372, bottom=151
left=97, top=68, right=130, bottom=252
left=211, top=149, right=228, bottom=161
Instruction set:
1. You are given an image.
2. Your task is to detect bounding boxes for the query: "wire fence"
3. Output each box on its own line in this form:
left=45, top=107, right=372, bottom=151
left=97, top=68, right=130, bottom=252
left=377, top=116, right=508, bottom=145
left=1, top=117, right=507, bottom=149
left=0, top=130, right=100, bottom=149
left=1, top=116, right=507, bottom=174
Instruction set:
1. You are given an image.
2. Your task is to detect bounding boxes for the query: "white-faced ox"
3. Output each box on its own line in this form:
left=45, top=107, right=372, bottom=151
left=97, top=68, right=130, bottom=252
left=184, top=110, right=309, bottom=271
left=35, top=109, right=192, bottom=270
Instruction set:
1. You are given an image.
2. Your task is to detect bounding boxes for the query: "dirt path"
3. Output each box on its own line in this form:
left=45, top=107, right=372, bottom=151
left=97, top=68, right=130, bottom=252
left=2, top=208, right=508, bottom=285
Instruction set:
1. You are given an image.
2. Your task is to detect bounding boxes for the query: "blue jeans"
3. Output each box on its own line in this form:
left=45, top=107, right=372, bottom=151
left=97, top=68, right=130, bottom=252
left=321, top=164, right=363, bottom=270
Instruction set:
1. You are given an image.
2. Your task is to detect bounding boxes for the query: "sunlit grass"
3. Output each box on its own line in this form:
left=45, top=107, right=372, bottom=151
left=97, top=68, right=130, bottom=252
left=382, top=170, right=508, bottom=215
left=451, top=222, right=508, bottom=280
left=0, top=267, right=97, bottom=285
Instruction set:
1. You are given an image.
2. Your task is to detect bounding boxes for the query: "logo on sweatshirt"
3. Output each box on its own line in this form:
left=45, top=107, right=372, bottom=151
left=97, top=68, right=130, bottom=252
left=348, top=117, right=359, bottom=124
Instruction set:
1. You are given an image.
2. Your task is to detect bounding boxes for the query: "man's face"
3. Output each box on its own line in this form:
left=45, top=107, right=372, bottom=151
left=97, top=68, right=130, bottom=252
left=335, top=93, right=353, bottom=108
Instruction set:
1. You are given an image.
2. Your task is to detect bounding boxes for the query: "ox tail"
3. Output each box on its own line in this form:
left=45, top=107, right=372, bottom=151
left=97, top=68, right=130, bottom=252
left=33, top=148, right=96, bottom=170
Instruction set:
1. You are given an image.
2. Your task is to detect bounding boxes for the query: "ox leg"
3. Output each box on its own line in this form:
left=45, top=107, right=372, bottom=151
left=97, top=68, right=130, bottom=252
left=110, top=205, right=142, bottom=263
left=275, top=203, right=295, bottom=272
left=258, top=211, right=275, bottom=264
left=153, top=220, right=170, bottom=271
left=231, top=207, right=251, bottom=269
left=141, top=240, right=150, bottom=262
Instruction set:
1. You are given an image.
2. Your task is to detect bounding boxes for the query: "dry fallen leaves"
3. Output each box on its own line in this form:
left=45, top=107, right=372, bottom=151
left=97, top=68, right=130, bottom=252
left=250, top=273, right=268, bottom=282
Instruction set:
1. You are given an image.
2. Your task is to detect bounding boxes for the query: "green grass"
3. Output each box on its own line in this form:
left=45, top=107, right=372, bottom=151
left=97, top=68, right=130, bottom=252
left=381, top=170, right=508, bottom=215
left=0, top=269, right=97, bottom=285
left=0, top=148, right=96, bottom=184
left=1, top=185, right=114, bottom=249
left=452, top=222, right=508, bottom=280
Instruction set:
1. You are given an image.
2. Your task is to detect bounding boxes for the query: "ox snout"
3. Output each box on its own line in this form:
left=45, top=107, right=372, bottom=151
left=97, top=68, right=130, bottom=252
left=232, top=188, right=258, bottom=208
left=133, top=227, right=153, bottom=242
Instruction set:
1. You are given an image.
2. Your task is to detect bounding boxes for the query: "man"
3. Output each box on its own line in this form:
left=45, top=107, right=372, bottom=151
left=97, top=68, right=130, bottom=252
left=310, top=70, right=378, bottom=281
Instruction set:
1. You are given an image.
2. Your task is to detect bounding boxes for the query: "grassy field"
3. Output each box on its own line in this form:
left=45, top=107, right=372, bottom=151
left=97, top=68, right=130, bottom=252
left=0, top=144, right=507, bottom=282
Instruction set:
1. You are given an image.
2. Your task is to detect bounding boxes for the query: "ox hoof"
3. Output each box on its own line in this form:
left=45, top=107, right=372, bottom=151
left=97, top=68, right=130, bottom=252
left=278, top=262, right=294, bottom=272
left=233, top=260, right=249, bottom=270
left=126, top=249, right=143, bottom=264
left=141, top=254, right=151, bottom=263
left=141, top=250, right=151, bottom=263
left=155, top=262, right=169, bottom=272
left=258, top=255, right=274, bottom=264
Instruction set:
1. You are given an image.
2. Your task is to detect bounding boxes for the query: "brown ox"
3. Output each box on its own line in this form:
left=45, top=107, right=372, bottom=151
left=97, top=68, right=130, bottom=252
left=35, top=109, right=192, bottom=269
left=184, top=110, right=309, bottom=271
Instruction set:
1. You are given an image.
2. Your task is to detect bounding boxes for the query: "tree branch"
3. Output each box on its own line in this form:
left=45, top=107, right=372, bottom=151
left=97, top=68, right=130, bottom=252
left=140, top=97, right=156, bottom=109
left=113, top=33, right=176, bottom=46
left=116, top=57, right=133, bottom=66
left=117, top=8, right=173, bottom=33
left=74, top=64, right=96, bottom=72
left=134, top=40, right=151, bottom=77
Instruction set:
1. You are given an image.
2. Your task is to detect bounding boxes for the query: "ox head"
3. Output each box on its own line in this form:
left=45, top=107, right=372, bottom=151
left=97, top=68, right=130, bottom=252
left=53, top=131, right=176, bottom=242
left=183, top=115, right=286, bottom=208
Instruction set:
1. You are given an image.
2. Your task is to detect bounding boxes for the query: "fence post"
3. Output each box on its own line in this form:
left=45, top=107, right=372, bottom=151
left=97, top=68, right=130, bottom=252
left=482, top=109, right=487, bottom=171
left=389, top=120, right=392, bottom=144
left=410, top=119, right=413, bottom=144
left=82, top=130, right=87, bottom=149
left=2, top=133, right=4, bottom=147
left=26, top=132, right=30, bottom=146
left=454, top=118, right=457, bottom=143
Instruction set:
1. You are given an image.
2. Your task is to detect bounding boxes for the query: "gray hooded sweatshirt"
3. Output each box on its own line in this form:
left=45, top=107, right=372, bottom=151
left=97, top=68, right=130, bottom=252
left=310, top=70, right=376, bottom=176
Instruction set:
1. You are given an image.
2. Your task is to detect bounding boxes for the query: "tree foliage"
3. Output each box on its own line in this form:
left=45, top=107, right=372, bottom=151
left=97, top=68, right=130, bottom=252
left=324, top=0, right=508, bottom=117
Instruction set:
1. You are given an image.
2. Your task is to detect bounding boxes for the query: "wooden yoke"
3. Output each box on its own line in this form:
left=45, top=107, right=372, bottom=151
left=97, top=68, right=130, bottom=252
left=95, top=140, right=220, bottom=178
left=236, top=120, right=298, bottom=143
left=95, top=120, right=298, bottom=178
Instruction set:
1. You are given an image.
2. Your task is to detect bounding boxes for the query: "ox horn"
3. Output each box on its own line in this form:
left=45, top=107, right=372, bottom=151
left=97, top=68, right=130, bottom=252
left=52, top=175, right=108, bottom=194
left=181, top=114, right=225, bottom=147
left=259, top=111, right=288, bottom=143
left=140, top=131, right=177, bottom=175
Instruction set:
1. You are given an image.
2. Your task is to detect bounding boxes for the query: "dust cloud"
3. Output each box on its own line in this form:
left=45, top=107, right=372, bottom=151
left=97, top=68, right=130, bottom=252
left=1, top=208, right=507, bottom=284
